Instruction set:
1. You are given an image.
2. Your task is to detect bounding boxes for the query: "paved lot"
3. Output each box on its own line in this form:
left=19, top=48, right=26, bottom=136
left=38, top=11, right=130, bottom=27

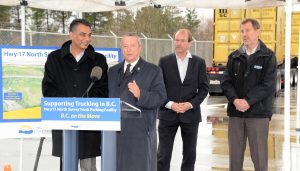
left=1, top=89, right=300, bottom=171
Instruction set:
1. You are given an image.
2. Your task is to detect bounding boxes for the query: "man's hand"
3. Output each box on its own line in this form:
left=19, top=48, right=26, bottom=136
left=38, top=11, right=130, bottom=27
left=171, top=103, right=182, bottom=113
left=171, top=102, right=192, bottom=113
left=178, top=102, right=192, bottom=113
left=128, top=80, right=140, bottom=99
left=233, top=99, right=250, bottom=112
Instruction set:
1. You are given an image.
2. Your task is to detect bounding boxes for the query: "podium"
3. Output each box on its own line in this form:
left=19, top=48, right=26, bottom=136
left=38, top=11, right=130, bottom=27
left=41, top=98, right=140, bottom=171
left=101, top=101, right=141, bottom=171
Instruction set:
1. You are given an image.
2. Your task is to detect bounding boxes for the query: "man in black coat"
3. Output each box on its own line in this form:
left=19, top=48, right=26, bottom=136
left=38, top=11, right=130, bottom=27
left=157, top=29, right=209, bottom=171
left=221, top=18, right=277, bottom=171
left=42, top=19, right=108, bottom=171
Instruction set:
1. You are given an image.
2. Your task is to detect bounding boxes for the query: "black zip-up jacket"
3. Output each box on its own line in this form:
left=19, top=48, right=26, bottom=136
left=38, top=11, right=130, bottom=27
left=221, top=40, right=277, bottom=118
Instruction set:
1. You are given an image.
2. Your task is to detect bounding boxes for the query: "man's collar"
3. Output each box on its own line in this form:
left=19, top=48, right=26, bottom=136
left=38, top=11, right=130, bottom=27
left=124, top=57, right=140, bottom=71
left=70, top=45, right=84, bottom=59
left=175, top=51, right=192, bottom=61
left=242, top=42, right=260, bottom=55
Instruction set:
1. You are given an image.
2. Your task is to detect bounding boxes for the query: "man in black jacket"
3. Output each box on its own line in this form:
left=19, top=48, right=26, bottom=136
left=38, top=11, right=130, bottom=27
left=157, top=29, right=209, bottom=171
left=221, top=18, right=277, bottom=171
left=42, top=19, right=108, bottom=171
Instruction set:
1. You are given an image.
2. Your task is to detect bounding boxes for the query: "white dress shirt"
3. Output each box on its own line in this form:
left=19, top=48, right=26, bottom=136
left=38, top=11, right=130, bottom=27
left=124, top=58, right=140, bottom=73
left=165, top=52, right=193, bottom=109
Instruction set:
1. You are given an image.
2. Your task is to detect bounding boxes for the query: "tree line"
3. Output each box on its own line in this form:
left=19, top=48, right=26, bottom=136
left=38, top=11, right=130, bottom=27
left=0, top=5, right=212, bottom=40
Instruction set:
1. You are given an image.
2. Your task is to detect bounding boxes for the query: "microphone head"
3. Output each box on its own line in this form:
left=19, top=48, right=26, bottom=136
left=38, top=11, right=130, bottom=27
left=90, top=66, right=102, bottom=81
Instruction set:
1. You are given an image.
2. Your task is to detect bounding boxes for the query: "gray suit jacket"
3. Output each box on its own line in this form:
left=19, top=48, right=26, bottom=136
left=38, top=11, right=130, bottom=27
left=108, top=58, right=167, bottom=171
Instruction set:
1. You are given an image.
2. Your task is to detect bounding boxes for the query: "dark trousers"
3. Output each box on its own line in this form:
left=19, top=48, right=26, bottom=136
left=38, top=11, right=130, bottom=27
left=157, top=119, right=199, bottom=171
left=228, top=117, right=269, bottom=171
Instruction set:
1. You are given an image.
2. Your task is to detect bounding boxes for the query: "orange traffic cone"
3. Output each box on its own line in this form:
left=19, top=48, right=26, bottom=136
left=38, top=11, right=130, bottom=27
left=3, top=164, right=12, bottom=171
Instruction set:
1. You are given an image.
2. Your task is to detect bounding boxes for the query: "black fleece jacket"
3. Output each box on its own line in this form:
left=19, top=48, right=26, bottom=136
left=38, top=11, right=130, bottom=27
left=221, top=40, right=277, bottom=118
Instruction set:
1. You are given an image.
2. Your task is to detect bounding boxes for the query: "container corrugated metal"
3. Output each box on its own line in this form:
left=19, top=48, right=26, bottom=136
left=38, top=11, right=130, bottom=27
left=291, top=12, right=300, bottom=57
left=245, top=7, right=286, bottom=65
left=213, top=7, right=298, bottom=66
left=213, top=9, right=244, bottom=66
left=275, top=7, right=285, bottom=65
left=245, top=8, right=277, bottom=52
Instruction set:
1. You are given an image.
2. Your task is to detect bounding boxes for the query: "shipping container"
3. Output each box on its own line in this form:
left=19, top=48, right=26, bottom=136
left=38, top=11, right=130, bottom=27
left=208, top=7, right=299, bottom=94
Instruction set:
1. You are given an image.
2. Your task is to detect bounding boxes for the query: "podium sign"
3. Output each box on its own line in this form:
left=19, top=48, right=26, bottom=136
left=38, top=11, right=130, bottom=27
left=41, top=97, right=120, bottom=131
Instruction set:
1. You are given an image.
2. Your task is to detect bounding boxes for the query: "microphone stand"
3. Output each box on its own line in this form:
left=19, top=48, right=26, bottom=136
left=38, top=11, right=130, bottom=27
left=33, top=137, right=45, bottom=171
left=63, top=84, right=99, bottom=171
left=82, top=81, right=95, bottom=97
left=63, top=68, right=100, bottom=171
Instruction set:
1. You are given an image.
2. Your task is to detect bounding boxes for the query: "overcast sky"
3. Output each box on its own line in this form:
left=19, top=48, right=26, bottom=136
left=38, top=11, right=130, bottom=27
left=196, top=8, right=213, bottom=18
left=293, top=4, right=300, bottom=11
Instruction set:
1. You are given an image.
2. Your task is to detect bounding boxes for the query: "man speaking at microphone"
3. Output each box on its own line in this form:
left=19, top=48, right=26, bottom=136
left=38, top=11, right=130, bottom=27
left=108, top=33, right=167, bottom=171
left=42, top=19, right=108, bottom=171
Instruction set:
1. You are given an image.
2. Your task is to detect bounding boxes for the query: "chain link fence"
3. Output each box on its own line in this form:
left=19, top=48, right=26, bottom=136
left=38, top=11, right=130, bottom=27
left=0, top=29, right=213, bottom=66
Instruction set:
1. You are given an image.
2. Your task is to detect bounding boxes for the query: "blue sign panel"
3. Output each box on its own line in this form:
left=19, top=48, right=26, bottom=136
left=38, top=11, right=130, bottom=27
left=41, top=98, right=120, bottom=121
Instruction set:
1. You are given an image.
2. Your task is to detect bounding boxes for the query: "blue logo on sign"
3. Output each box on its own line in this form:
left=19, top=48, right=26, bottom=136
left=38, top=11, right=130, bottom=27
left=19, top=125, right=33, bottom=134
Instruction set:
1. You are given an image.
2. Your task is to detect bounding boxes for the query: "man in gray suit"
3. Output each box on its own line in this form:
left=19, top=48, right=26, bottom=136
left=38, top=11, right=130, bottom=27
left=108, top=33, right=167, bottom=171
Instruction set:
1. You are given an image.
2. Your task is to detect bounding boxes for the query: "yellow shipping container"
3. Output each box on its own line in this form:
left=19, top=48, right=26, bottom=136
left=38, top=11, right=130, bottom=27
left=213, top=9, right=244, bottom=66
left=213, top=7, right=299, bottom=66
left=291, top=12, right=300, bottom=57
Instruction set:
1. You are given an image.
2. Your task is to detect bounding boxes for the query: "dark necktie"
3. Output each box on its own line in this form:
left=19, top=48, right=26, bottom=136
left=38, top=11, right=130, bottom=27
left=124, top=64, right=131, bottom=77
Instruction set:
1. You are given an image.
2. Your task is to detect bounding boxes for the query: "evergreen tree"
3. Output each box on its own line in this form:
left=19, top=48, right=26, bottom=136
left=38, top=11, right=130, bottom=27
left=160, top=7, right=185, bottom=36
left=0, top=5, right=210, bottom=40
left=135, top=6, right=186, bottom=37
left=0, top=5, right=11, bottom=28
left=135, top=7, right=163, bottom=36
left=101, top=11, right=114, bottom=32
left=83, top=12, right=97, bottom=30
left=111, top=9, right=135, bottom=34
left=185, top=8, right=200, bottom=29
left=10, top=6, right=21, bottom=29
left=31, top=8, right=46, bottom=31
left=52, top=11, right=72, bottom=33
left=83, top=12, right=113, bottom=33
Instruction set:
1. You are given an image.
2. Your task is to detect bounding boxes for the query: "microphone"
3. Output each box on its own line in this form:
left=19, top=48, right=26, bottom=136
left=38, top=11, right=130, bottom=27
left=90, top=66, right=103, bottom=81
left=82, top=66, right=103, bottom=97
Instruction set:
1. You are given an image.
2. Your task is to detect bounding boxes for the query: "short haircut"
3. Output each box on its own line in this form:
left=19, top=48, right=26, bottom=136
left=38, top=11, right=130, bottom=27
left=69, top=19, right=92, bottom=32
left=241, top=18, right=260, bottom=30
left=121, top=33, right=142, bottom=46
left=174, top=29, right=193, bottom=42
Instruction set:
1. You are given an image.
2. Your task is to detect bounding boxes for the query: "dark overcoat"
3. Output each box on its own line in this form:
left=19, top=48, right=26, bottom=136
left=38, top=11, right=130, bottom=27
left=42, top=40, right=108, bottom=158
left=108, top=58, right=167, bottom=171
